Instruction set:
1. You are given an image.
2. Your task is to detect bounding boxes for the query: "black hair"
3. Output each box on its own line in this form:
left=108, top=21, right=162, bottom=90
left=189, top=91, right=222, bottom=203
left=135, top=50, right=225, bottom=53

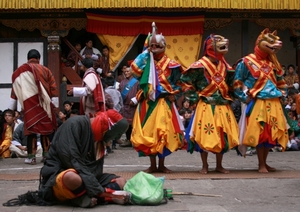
left=106, top=77, right=115, bottom=86
left=185, top=109, right=193, bottom=114
left=1, top=109, right=15, bottom=135
left=288, top=88, right=299, bottom=96
left=74, top=42, right=81, bottom=46
left=102, top=45, right=109, bottom=51
left=287, top=64, right=295, bottom=70
left=3, top=109, right=15, bottom=117
left=71, top=109, right=79, bottom=115
left=101, top=78, right=108, bottom=88
left=27, top=49, right=41, bottom=60
left=182, top=98, right=190, bottom=105
left=66, top=109, right=80, bottom=119
left=63, top=101, right=72, bottom=106
left=82, top=58, right=94, bottom=68
left=85, top=38, right=93, bottom=43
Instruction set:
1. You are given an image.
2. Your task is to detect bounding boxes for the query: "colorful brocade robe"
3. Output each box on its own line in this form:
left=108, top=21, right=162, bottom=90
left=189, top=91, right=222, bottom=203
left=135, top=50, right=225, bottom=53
left=233, top=53, right=288, bottom=150
left=130, top=51, right=185, bottom=157
left=181, top=56, right=239, bottom=154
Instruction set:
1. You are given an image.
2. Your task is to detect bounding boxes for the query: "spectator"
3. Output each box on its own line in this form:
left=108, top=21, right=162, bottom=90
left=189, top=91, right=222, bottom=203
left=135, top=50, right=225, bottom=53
left=65, top=42, right=82, bottom=69
left=103, top=77, right=123, bottom=112
left=284, top=64, right=299, bottom=91
left=116, top=65, right=127, bottom=83
left=63, top=100, right=73, bottom=118
left=8, top=49, right=59, bottom=165
left=9, top=122, right=42, bottom=158
left=98, top=45, right=112, bottom=78
left=14, top=110, right=23, bottom=122
left=80, top=39, right=101, bottom=62
left=58, top=110, right=67, bottom=126
left=291, top=102, right=298, bottom=120
left=288, top=88, right=300, bottom=119
left=0, top=109, right=16, bottom=158
left=282, top=64, right=286, bottom=75
left=101, top=77, right=123, bottom=153
left=119, top=66, right=139, bottom=148
left=68, top=58, right=105, bottom=117
left=178, top=99, right=194, bottom=128
left=179, top=98, right=193, bottom=115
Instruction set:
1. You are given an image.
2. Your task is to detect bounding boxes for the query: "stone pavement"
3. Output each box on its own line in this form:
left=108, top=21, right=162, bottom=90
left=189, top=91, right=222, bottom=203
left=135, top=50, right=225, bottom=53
left=0, top=147, right=299, bottom=212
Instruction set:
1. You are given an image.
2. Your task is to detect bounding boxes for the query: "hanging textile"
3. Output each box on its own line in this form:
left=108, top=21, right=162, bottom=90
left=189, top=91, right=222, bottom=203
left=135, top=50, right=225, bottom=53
left=86, top=11, right=204, bottom=71
left=164, top=34, right=202, bottom=70
left=97, top=34, right=139, bottom=72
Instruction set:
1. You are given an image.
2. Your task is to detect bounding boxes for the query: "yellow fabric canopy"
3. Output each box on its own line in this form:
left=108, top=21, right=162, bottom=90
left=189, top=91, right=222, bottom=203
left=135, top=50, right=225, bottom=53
left=0, top=0, right=300, bottom=10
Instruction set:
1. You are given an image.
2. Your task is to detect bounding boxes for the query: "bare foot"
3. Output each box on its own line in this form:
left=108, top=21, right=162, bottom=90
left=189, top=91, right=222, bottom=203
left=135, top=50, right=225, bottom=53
left=143, top=167, right=158, bottom=173
left=199, top=166, right=209, bottom=174
left=157, top=166, right=172, bottom=173
left=258, top=166, right=269, bottom=173
left=90, top=197, right=98, bottom=207
left=266, top=164, right=276, bottom=172
left=215, top=166, right=230, bottom=174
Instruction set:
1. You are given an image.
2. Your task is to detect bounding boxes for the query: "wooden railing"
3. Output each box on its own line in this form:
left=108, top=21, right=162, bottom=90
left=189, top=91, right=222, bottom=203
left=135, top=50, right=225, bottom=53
left=61, top=37, right=83, bottom=75
left=60, top=38, right=83, bottom=107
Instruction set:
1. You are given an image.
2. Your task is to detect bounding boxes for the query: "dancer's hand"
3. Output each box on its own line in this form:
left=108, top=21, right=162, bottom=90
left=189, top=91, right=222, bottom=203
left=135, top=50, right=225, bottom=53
left=166, top=95, right=176, bottom=102
left=245, top=96, right=252, bottom=104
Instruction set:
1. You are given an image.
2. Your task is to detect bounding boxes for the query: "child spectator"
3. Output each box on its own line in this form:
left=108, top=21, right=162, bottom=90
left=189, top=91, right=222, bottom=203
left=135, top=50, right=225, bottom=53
left=63, top=101, right=73, bottom=118
left=58, top=110, right=67, bottom=126
left=0, top=109, right=18, bottom=158
left=179, top=99, right=194, bottom=128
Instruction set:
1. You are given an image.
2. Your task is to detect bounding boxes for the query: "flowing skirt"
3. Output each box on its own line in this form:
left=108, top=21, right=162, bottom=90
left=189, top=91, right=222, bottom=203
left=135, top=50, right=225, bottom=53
left=131, top=98, right=184, bottom=158
left=186, top=100, right=239, bottom=154
left=242, top=98, right=288, bottom=150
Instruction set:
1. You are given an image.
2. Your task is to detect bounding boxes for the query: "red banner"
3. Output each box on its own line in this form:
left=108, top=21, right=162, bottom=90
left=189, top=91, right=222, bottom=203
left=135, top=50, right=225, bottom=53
left=86, top=13, right=204, bottom=36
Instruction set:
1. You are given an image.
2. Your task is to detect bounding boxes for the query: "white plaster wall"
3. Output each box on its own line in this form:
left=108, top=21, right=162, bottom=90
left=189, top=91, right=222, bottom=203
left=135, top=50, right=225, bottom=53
left=18, top=42, right=44, bottom=66
left=0, top=42, right=44, bottom=111
left=0, top=43, right=14, bottom=84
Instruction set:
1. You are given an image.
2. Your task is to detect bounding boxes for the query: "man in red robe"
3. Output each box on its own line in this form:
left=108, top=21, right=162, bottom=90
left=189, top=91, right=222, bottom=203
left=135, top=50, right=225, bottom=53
left=8, top=49, right=59, bottom=165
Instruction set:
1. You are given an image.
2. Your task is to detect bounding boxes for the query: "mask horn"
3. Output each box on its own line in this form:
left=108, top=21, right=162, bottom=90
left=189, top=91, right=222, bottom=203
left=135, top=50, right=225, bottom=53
left=150, top=22, right=157, bottom=44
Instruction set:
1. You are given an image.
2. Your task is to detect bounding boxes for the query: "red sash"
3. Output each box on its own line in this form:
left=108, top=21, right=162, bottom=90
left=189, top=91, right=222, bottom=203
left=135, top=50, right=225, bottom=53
left=244, top=54, right=277, bottom=97
left=198, top=56, right=231, bottom=100
left=80, top=70, right=105, bottom=115
left=155, top=55, right=180, bottom=95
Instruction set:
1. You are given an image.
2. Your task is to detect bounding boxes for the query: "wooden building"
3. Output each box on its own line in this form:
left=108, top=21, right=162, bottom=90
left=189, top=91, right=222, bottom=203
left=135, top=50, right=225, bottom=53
left=0, top=0, right=300, bottom=110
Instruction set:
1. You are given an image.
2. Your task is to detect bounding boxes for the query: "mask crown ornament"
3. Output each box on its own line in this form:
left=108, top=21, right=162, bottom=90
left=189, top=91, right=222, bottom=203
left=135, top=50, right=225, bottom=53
left=149, top=22, right=166, bottom=54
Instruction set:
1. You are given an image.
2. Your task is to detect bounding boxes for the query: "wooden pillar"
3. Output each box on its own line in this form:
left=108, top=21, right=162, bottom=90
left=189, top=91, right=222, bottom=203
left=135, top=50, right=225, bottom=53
left=47, top=36, right=62, bottom=107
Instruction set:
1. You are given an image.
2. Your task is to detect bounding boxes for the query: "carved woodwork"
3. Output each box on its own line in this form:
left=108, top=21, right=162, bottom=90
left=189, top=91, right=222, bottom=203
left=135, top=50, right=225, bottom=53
left=204, top=18, right=233, bottom=30
left=1, top=18, right=86, bottom=37
left=255, top=19, right=300, bottom=37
